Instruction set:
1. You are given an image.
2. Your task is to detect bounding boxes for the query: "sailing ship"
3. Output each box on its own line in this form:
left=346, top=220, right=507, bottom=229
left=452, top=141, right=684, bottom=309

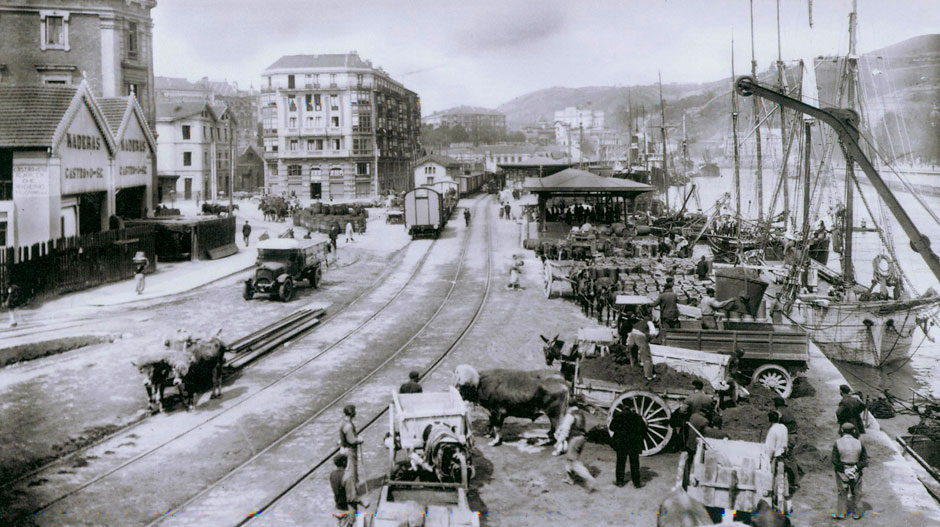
left=740, top=1, right=940, bottom=368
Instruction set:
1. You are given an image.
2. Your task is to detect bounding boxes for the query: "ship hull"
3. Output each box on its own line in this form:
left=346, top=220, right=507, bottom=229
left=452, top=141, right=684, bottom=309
left=788, top=298, right=936, bottom=367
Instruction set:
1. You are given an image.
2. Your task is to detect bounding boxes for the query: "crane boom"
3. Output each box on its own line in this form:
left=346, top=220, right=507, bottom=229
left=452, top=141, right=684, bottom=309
left=735, top=76, right=940, bottom=284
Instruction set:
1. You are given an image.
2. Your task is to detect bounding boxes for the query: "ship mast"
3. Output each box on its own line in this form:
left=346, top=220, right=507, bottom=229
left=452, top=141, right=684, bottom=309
left=731, top=34, right=743, bottom=237
left=749, top=0, right=764, bottom=223
left=842, top=0, right=859, bottom=283
left=658, top=72, right=671, bottom=211
left=776, top=0, right=790, bottom=223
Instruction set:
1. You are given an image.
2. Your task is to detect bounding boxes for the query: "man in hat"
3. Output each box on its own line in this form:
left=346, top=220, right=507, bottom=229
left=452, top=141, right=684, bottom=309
left=399, top=371, right=423, bottom=394
left=133, top=251, right=149, bottom=295
left=627, top=318, right=657, bottom=381
left=832, top=422, right=867, bottom=520
left=836, top=385, right=866, bottom=436
left=699, top=287, right=733, bottom=329
left=556, top=401, right=596, bottom=492
left=652, top=277, right=680, bottom=329
left=338, top=404, right=368, bottom=507
left=242, top=220, right=252, bottom=246
left=695, top=255, right=710, bottom=281
left=610, top=402, right=647, bottom=488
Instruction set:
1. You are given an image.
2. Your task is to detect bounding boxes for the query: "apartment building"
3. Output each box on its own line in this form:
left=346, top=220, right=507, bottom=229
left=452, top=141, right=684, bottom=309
left=260, top=52, right=420, bottom=200
left=423, top=106, right=506, bottom=132
left=155, top=76, right=259, bottom=153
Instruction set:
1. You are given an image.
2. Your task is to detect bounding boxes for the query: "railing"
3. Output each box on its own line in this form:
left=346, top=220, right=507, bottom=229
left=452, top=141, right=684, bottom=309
left=305, top=83, right=320, bottom=89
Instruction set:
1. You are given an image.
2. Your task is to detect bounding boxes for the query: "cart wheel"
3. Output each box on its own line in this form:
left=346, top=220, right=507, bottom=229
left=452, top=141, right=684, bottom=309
left=311, top=266, right=322, bottom=289
left=459, top=453, right=469, bottom=489
left=607, top=390, right=673, bottom=456
left=752, top=365, right=793, bottom=398
left=545, top=274, right=555, bottom=299
left=774, top=460, right=788, bottom=513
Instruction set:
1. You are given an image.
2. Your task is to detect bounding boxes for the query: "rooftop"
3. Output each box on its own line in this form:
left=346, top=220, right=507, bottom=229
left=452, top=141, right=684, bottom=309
left=97, top=97, right=132, bottom=135
left=524, top=168, right=655, bottom=195
left=414, top=154, right=462, bottom=168
left=264, top=53, right=373, bottom=72
left=157, top=101, right=210, bottom=121
left=426, top=105, right=505, bottom=117
left=0, top=84, right=78, bottom=147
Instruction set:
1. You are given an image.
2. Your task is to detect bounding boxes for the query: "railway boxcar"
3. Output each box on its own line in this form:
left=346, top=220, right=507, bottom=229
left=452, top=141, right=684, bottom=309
left=404, top=187, right=446, bottom=239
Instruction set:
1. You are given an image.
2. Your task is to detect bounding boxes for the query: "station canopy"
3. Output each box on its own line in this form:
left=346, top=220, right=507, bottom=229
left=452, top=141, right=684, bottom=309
left=523, top=168, right=655, bottom=198
left=496, top=156, right=571, bottom=175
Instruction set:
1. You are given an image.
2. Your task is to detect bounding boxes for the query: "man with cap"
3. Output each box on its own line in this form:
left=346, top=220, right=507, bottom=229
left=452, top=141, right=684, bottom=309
left=764, top=411, right=788, bottom=469
left=832, top=422, right=867, bottom=520
left=627, top=318, right=658, bottom=381
left=695, top=255, right=710, bottom=281
left=399, top=371, right=423, bottom=394
left=774, top=396, right=801, bottom=491
left=609, top=403, right=647, bottom=488
left=242, top=220, right=252, bottom=246
left=836, top=385, right=866, bottom=436
left=699, top=287, right=734, bottom=329
left=652, top=277, right=680, bottom=329
left=330, top=453, right=356, bottom=526
left=338, top=404, right=368, bottom=507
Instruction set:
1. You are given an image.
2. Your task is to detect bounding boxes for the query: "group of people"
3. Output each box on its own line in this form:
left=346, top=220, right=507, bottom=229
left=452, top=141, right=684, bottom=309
left=543, top=201, right=625, bottom=226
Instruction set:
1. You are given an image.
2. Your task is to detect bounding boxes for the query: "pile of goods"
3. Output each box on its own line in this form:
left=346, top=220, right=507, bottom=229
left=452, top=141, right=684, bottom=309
left=293, top=202, right=368, bottom=234
left=868, top=396, right=896, bottom=419
left=908, top=420, right=940, bottom=441
left=578, top=354, right=712, bottom=390
left=720, top=385, right=778, bottom=439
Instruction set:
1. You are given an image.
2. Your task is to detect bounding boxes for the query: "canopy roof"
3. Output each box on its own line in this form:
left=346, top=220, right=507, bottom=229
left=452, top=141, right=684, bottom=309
left=524, top=168, right=655, bottom=196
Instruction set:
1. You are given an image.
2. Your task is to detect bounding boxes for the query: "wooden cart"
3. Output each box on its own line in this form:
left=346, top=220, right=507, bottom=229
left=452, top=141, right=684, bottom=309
left=678, top=437, right=788, bottom=519
left=387, top=388, right=474, bottom=489
left=571, top=346, right=730, bottom=456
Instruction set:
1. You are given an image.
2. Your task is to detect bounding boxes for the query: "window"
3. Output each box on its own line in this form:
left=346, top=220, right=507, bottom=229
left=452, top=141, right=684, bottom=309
left=316, top=116, right=323, bottom=127
left=287, top=95, right=297, bottom=112
left=330, top=73, right=336, bottom=86
left=331, top=116, right=339, bottom=127
left=0, top=215, right=6, bottom=247
left=289, top=140, right=298, bottom=152
left=332, top=138, right=341, bottom=151
left=305, top=94, right=313, bottom=111
left=127, top=21, right=139, bottom=58
left=42, top=76, right=70, bottom=85
left=357, top=74, right=363, bottom=87
left=289, top=117, right=297, bottom=129
left=183, top=152, right=192, bottom=166
left=305, top=116, right=313, bottom=128
left=306, top=139, right=315, bottom=151
left=314, top=74, right=320, bottom=86
left=287, top=74, right=295, bottom=89
left=315, top=139, right=324, bottom=151
left=330, top=95, right=338, bottom=111
left=204, top=151, right=209, bottom=165
left=314, top=94, right=322, bottom=110
left=182, top=125, right=191, bottom=140
left=288, top=165, right=302, bottom=176
left=41, top=12, right=69, bottom=51
left=427, top=176, right=434, bottom=184
left=356, top=162, right=370, bottom=176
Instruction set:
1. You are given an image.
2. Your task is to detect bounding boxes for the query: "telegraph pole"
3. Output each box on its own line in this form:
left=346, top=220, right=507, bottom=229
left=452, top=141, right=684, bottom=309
left=776, top=0, right=789, bottom=224
left=750, top=0, right=764, bottom=222
left=842, top=0, right=859, bottom=283
left=732, top=34, right=742, bottom=236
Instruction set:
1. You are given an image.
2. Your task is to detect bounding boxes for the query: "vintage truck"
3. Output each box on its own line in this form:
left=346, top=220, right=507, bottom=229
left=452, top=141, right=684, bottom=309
left=244, top=237, right=330, bottom=302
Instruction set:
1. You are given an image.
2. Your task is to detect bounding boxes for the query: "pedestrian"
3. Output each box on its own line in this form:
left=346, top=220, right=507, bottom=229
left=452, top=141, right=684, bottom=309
left=345, top=221, right=354, bottom=243
left=832, top=422, right=867, bottom=520
left=503, top=203, right=510, bottom=219
left=682, top=411, right=711, bottom=485
left=4, top=282, right=21, bottom=328
left=556, top=403, right=596, bottom=492
left=718, top=348, right=747, bottom=408
left=763, top=410, right=788, bottom=464
left=774, top=396, right=801, bottom=491
left=837, top=385, right=866, bottom=436
left=652, top=277, right=680, bottom=329
left=338, top=404, right=368, bottom=508
left=132, top=251, right=149, bottom=295
left=507, top=255, right=524, bottom=290
left=685, top=380, right=715, bottom=419
left=627, top=318, right=658, bottom=381
left=242, top=220, right=252, bottom=246
left=399, top=370, right=423, bottom=394
left=464, top=208, right=471, bottom=227
left=695, top=255, right=710, bottom=281
left=610, top=404, right=647, bottom=488
left=329, top=223, right=340, bottom=251
left=330, top=454, right=356, bottom=527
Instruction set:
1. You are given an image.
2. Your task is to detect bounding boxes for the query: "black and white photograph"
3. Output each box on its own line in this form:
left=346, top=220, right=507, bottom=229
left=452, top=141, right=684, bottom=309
left=1, top=0, right=939, bottom=525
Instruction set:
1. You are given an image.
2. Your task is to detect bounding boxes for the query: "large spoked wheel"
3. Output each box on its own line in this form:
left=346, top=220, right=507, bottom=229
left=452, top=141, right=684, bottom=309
left=607, top=390, right=673, bottom=456
left=545, top=272, right=555, bottom=298
left=752, top=364, right=793, bottom=399
left=278, top=279, right=294, bottom=302
left=308, top=266, right=322, bottom=289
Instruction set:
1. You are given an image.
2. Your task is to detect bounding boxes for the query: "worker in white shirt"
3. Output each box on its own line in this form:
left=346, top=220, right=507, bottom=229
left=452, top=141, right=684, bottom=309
left=764, top=410, right=788, bottom=461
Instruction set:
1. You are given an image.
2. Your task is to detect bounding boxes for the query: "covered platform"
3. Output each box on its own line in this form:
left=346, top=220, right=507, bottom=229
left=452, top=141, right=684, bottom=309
left=523, top=168, right=655, bottom=233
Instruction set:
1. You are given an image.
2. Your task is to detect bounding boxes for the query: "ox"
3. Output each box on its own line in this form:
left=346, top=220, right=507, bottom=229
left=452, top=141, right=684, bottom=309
left=656, top=489, right=788, bottom=527
left=171, top=335, right=227, bottom=411
left=134, top=359, right=174, bottom=413
left=453, top=364, right=568, bottom=446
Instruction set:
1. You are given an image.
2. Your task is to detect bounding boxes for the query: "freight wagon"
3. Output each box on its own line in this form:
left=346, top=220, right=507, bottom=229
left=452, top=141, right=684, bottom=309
left=404, top=187, right=447, bottom=239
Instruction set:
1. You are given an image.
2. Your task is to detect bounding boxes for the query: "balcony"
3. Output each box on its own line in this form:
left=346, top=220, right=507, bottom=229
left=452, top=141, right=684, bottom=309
left=261, top=86, right=276, bottom=93
left=330, top=83, right=338, bottom=89
left=305, top=83, right=320, bottom=89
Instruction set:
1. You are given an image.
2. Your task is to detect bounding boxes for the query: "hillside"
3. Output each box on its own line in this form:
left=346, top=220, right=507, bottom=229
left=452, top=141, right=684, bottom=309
left=497, top=34, right=940, bottom=163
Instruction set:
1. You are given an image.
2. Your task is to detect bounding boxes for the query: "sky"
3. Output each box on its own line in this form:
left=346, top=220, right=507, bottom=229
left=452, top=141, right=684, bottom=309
left=152, top=0, right=939, bottom=114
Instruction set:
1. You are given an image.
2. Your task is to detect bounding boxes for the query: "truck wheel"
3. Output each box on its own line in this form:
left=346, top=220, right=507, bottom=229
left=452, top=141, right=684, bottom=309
left=312, top=266, right=322, bottom=288
left=279, top=280, right=294, bottom=302
left=752, top=364, right=793, bottom=398
left=243, top=283, right=254, bottom=300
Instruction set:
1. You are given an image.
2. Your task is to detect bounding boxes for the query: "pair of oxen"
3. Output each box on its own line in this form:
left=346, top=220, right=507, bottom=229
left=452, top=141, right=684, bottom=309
left=134, top=329, right=226, bottom=413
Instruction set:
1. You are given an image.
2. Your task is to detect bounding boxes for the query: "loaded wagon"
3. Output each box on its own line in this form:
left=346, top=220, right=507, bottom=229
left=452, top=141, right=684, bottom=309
left=404, top=187, right=446, bottom=239
left=678, top=437, right=789, bottom=520
left=570, top=343, right=730, bottom=456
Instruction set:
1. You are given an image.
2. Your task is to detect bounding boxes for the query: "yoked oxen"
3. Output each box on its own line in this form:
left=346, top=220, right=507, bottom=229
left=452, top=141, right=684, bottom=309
left=171, top=333, right=227, bottom=411
left=453, top=364, right=568, bottom=446
left=134, top=359, right=174, bottom=414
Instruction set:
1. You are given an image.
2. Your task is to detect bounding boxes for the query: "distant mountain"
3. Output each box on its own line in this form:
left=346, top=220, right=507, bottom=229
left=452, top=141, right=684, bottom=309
left=497, top=34, right=940, bottom=162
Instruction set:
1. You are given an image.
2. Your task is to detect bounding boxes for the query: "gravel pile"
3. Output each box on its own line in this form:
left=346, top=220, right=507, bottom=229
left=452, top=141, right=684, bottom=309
left=578, top=355, right=712, bottom=391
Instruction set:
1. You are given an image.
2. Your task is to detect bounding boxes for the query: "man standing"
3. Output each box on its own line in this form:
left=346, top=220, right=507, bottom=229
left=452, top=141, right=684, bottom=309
left=764, top=411, right=788, bottom=464
left=832, top=422, right=867, bottom=520
left=774, top=396, right=801, bottom=491
left=338, top=404, right=367, bottom=507
left=329, top=223, right=340, bottom=251
left=399, top=371, right=423, bottom=394
left=627, top=319, right=657, bottom=381
left=345, top=221, right=355, bottom=243
left=610, top=405, right=647, bottom=488
left=4, top=283, right=21, bottom=328
left=330, top=454, right=355, bottom=526
left=699, top=287, right=733, bottom=329
left=695, top=255, right=710, bottom=281
left=652, top=278, right=680, bottom=329
left=133, top=251, right=149, bottom=295
left=837, top=385, right=866, bottom=436
left=464, top=208, right=471, bottom=226
left=556, top=403, right=596, bottom=492
left=242, top=220, right=252, bottom=246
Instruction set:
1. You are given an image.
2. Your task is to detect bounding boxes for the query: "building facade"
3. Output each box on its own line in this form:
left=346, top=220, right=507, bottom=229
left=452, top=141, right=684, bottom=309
left=260, top=52, right=420, bottom=200
left=155, top=76, right=259, bottom=154
left=422, top=106, right=506, bottom=132
left=412, top=155, right=461, bottom=189
left=155, top=101, right=236, bottom=202
left=0, top=82, right=155, bottom=248
left=236, top=145, right=264, bottom=193
left=554, top=106, right=605, bottom=145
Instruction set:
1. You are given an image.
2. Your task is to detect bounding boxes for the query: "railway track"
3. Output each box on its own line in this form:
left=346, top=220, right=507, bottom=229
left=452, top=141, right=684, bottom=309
left=7, top=197, right=488, bottom=525
left=151, top=197, right=494, bottom=527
